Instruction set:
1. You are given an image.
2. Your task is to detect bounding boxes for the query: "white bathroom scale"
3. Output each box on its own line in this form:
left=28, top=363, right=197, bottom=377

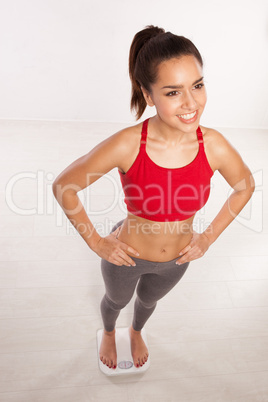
left=97, top=327, right=150, bottom=376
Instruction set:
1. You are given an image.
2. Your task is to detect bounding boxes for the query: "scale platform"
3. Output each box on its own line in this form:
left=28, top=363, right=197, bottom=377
left=97, top=327, right=150, bottom=376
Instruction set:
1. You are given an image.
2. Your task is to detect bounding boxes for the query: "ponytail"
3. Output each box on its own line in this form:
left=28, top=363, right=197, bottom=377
left=128, top=25, right=203, bottom=120
left=129, top=25, right=165, bottom=120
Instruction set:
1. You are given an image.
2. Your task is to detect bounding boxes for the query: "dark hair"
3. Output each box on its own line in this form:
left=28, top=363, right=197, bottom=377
left=129, top=25, right=203, bottom=120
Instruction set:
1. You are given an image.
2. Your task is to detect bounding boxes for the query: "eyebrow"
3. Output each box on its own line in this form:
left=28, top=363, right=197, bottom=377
left=161, top=76, right=204, bottom=89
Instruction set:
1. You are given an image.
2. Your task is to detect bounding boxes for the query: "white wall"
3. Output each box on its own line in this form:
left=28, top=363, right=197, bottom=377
left=1, top=0, right=268, bottom=128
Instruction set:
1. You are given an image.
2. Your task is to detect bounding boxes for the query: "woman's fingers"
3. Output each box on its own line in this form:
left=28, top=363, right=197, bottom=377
left=94, top=232, right=140, bottom=267
left=114, top=236, right=140, bottom=258
left=179, top=244, right=192, bottom=256
left=176, top=233, right=210, bottom=265
left=125, top=245, right=140, bottom=257
left=176, top=249, right=192, bottom=265
left=117, top=243, right=140, bottom=266
left=115, top=251, right=137, bottom=267
left=110, top=239, right=139, bottom=267
left=110, top=226, right=139, bottom=259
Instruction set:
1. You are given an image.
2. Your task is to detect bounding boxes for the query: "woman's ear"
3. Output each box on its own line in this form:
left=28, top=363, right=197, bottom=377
left=141, top=87, right=155, bottom=107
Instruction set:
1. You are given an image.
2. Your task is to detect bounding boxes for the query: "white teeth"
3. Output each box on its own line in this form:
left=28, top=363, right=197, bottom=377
left=178, top=111, right=196, bottom=120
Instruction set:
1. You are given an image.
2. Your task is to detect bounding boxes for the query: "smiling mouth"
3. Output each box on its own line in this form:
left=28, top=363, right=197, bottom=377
left=178, top=111, right=197, bottom=120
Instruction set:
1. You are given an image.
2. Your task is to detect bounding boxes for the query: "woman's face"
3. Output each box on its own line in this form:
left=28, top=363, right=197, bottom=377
left=143, top=55, right=207, bottom=132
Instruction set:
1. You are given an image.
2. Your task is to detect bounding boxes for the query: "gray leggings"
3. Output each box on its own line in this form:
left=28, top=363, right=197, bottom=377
left=100, top=219, right=190, bottom=332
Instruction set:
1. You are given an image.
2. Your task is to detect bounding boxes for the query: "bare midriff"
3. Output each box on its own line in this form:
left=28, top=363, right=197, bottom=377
left=116, top=213, right=194, bottom=262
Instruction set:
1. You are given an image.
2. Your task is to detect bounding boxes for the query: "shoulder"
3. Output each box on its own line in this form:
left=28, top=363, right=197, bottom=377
left=110, top=121, right=142, bottom=154
left=113, top=122, right=142, bottom=149
left=199, top=125, right=228, bottom=148
left=115, top=122, right=144, bottom=173
left=53, top=122, right=144, bottom=189
left=199, top=125, right=241, bottom=172
left=88, top=122, right=143, bottom=173
left=89, top=122, right=142, bottom=155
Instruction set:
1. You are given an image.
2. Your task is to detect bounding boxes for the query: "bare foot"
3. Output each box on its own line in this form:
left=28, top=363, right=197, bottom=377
left=129, top=325, right=149, bottom=368
left=99, top=329, right=117, bottom=369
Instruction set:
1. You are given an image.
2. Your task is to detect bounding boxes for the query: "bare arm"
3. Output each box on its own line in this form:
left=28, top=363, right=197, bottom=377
left=52, top=129, right=139, bottom=266
left=203, top=140, right=255, bottom=245
left=177, top=130, right=255, bottom=264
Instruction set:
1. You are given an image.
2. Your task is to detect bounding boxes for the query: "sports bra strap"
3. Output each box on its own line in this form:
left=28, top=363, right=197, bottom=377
left=197, top=126, right=204, bottom=147
left=140, top=118, right=149, bottom=151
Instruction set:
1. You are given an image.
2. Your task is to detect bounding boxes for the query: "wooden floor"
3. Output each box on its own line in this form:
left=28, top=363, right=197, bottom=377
left=0, top=119, right=267, bottom=402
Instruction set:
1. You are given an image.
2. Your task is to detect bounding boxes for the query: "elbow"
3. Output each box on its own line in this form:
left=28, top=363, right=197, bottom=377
left=233, top=174, right=255, bottom=204
left=249, top=174, right=256, bottom=197
left=52, top=178, right=67, bottom=200
left=244, top=177, right=255, bottom=202
left=52, top=178, right=61, bottom=198
left=52, top=177, right=80, bottom=199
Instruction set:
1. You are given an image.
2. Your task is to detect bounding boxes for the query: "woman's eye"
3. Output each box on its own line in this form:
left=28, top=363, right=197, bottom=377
left=166, top=91, right=178, bottom=96
left=194, top=83, right=205, bottom=90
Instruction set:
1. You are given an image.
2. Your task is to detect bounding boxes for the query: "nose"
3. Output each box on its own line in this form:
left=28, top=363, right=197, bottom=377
left=181, top=91, right=197, bottom=110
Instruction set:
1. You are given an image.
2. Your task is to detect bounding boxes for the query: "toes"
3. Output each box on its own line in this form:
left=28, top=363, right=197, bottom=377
left=137, top=355, right=148, bottom=367
left=143, top=355, right=148, bottom=364
left=104, top=359, right=117, bottom=369
left=100, top=356, right=106, bottom=365
left=135, top=358, right=143, bottom=368
left=100, top=356, right=114, bottom=369
left=100, top=354, right=117, bottom=369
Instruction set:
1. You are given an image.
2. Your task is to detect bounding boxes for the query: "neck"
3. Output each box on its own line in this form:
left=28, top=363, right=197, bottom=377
left=149, top=115, right=197, bottom=145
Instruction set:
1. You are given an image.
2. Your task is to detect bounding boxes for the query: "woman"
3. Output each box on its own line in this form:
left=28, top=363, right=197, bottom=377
left=53, top=26, right=255, bottom=371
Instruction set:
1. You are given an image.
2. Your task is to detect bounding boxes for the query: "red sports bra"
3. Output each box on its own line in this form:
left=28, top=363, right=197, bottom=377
left=118, top=118, right=214, bottom=222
